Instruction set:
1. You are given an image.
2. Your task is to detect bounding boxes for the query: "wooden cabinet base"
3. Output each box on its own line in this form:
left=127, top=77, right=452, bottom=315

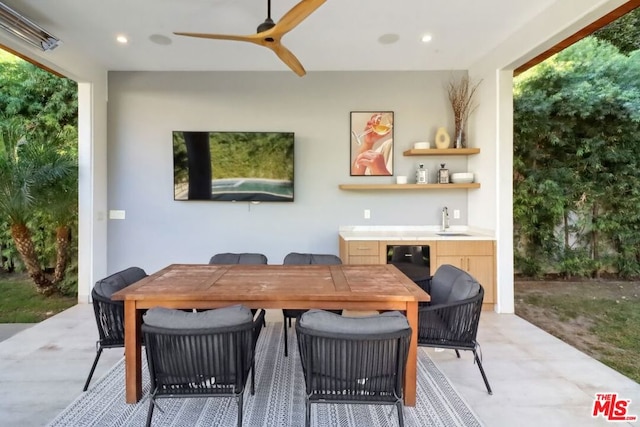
left=339, top=237, right=496, bottom=308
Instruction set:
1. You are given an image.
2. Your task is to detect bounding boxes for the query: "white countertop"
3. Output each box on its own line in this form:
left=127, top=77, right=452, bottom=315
left=338, top=225, right=495, bottom=241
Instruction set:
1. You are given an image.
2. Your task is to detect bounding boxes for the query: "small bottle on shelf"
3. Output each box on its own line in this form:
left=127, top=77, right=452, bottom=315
left=438, top=163, right=450, bottom=184
left=416, top=163, right=428, bottom=184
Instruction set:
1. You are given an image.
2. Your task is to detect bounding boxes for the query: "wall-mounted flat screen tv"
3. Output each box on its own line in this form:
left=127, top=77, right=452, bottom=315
left=173, top=131, right=294, bottom=202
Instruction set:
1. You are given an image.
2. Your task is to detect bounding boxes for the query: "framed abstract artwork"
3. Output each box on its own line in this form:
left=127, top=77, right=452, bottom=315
left=350, top=111, right=394, bottom=176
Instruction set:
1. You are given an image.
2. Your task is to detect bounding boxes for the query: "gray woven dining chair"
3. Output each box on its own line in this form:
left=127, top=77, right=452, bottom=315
left=281, top=252, right=342, bottom=356
left=83, top=266, right=148, bottom=391
left=209, top=252, right=268, bottom=265
left=296, top=309, right=412, bottom=427
left=209, top=252, right=268, bottom=319
left=416, top=264, right=492, bottom=394
left=142, top=305, right=265, bottom=427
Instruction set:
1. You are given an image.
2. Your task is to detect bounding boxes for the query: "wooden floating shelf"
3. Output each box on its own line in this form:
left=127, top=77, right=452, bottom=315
left=338, top=183, right=481, bottom=190
left=402, top=148, right=480, bottom=156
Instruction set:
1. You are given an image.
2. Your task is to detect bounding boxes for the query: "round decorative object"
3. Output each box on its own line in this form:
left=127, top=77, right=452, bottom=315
left=435, top=127, right=450, bottom=149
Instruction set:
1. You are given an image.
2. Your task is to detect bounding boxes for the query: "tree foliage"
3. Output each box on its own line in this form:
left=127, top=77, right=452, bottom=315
left=514, top=37, right=640, bottom=278
left=593, top=8, right=640, bottom=55
left=0, top=51, right=78, bottom=294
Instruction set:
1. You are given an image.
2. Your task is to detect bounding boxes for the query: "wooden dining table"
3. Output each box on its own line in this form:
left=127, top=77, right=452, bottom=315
left=111, top=263, right=430, bottom=406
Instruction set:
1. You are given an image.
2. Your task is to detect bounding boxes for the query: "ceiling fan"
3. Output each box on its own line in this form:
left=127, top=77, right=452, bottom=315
left=174, top=0, right=326, bottom=77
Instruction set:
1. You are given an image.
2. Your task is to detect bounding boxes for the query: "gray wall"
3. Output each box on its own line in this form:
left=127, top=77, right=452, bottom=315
left=106, top=71, right=474, bottom=272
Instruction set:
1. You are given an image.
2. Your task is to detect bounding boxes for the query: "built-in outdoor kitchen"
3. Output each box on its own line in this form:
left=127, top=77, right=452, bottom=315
left=338, top=225, right=496, bottom=310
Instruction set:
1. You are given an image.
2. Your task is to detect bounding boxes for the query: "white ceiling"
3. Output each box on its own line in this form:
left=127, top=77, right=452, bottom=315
left=3, top=0, right=561, bottom=73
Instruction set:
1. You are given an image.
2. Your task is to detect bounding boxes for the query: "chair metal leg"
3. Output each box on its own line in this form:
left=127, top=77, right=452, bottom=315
left=283, top=320, right=289, bottom=357
left=250, top=359, right=256, bottom=395
left=237, top=393, right=244, bottom=427
left=145, top=397, right=155, bottom=427
left=454, top=349, right=461, bottom=358
left=396, top=401, right=405, bottom=427
left=473, top=349, right=493, bottom=395
left=82, top=346, right=103, bottom=391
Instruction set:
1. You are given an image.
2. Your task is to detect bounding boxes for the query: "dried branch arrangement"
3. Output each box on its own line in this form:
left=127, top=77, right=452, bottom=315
left=447, top=76, right=482, bottom=147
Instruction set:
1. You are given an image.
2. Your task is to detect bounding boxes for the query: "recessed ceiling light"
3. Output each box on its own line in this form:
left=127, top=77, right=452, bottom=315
left=378, top=33, right=399, bottom=45
left=421, top=34, right=433, bottom=43
left=149, top=34, right=172, bottom=46
left=116, top=35, right=129, bottom=44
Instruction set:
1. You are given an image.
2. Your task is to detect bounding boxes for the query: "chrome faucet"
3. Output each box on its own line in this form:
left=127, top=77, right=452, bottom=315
left=441, top=207, right=450, bottom=231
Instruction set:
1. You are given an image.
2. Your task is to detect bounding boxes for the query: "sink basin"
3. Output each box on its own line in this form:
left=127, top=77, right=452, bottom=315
left=436, top=232, right=471, bottom=236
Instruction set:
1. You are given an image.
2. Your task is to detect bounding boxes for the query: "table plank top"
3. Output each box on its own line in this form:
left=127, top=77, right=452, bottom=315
left=111, top=263, right=430, bottom=303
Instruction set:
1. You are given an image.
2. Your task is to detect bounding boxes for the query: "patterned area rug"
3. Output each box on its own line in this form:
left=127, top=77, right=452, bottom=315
left=48, top=323, right=483, bottom=427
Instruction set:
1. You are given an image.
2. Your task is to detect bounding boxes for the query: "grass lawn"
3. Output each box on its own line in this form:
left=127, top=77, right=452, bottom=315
left=515, top=279, right=640, bottom=383
left=0, top=273, right=76, bottom=323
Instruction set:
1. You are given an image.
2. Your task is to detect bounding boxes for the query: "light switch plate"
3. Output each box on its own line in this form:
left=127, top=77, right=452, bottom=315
left=109, top=210, right=126, bottom=220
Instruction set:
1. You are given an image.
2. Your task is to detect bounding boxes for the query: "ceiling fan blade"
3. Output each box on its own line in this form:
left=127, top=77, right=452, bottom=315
left=173, top=0, right=325, bottom=77
left=173, top=32, right=260, bottom=45
left=270, top=0, right=326, bottom=36
left=270, top=42, right=306, bottom=77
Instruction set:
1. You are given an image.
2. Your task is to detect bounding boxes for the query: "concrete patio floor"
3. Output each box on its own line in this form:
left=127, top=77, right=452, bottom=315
left=0, top=305, right=638, bottom=426
left=0, top=323, right=35, bottom=342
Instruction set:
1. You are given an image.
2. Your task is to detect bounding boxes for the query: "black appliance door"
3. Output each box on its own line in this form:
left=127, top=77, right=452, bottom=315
left=386, top=245, right=430, bottom=282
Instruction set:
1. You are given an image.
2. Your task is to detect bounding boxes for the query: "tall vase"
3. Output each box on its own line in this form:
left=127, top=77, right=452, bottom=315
left=454, top=121, right=466, bottom=149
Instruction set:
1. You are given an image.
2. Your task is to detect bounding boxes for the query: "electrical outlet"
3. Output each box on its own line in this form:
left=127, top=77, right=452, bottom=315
left=453, top=209, right=460, bottom=219
left=364, top=209, right=371, bottom=219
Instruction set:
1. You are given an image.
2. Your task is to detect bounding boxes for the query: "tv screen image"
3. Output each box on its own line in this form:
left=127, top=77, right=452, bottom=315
left=173, top=131, right=294, bottom=202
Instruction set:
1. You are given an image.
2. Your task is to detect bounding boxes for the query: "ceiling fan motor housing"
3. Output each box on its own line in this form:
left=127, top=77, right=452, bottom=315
left=257, top=18, right=275, bottom=34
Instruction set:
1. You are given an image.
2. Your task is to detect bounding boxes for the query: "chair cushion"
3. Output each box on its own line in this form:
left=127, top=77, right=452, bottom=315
left=299, top=309, right=409, bottom=334
left=143, top=305, right=253, bottom=329
left=93, top=267, right=147, bottom=299
left=209, top=253, right=268, bottom=264
left=430, top=264, right=480, bottom=305
left=283, top=252, right=342, bottom=265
